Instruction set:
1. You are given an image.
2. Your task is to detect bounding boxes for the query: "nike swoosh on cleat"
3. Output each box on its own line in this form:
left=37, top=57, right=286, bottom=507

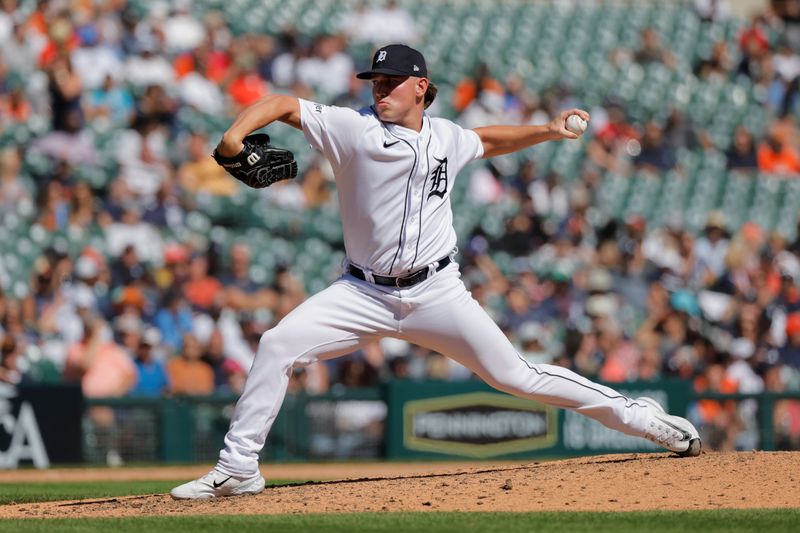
left=655, top=416, right=691, bottom=440
left=212, top=476, right=232, bottom=488
left=383, top=140, right=400, bottom=148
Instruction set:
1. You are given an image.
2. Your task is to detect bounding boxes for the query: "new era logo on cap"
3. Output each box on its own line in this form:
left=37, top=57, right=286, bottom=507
left=357, top=44, right=428, bottom=79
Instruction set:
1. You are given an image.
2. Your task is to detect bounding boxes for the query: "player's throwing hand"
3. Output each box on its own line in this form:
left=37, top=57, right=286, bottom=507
left=550, top=108, right=591, bottom=140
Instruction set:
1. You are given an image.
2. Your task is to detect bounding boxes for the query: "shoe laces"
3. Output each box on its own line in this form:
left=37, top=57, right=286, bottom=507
left=646, top=417, right=685, bottom=448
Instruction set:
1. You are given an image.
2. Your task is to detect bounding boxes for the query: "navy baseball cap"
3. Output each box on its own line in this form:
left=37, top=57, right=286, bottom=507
left=356, top=44, right=428, bottom=79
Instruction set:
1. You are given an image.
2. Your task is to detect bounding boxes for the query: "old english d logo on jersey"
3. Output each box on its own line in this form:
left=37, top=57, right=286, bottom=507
left=428, top=156, right=448, bottom=199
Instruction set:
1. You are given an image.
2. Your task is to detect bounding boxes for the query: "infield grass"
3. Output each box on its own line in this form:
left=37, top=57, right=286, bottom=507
left=0, top=510, right=798, bottom=532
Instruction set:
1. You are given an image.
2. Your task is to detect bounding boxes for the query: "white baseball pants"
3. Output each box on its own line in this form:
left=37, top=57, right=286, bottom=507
left=217, top=263, right=651, bottom=477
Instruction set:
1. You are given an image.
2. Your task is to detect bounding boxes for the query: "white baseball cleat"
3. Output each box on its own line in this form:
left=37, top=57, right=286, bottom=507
left=170, top=468, right=266, bottom=500
left=637, top=396, right=702, bottom=457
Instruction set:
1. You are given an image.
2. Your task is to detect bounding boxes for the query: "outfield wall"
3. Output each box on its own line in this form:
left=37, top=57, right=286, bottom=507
left=1, top=380, right=798, bottom=467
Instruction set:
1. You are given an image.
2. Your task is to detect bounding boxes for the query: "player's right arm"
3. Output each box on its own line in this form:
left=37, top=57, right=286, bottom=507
left=474, top=108, right=589, bottom=158
left=216, top=95, right=301, bottom=157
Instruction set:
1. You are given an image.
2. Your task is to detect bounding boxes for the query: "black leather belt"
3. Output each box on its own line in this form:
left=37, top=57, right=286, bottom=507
left=348, top=256, right=451, bottom=288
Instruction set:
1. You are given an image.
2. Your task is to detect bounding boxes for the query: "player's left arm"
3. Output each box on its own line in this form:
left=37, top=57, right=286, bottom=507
left=474, top=108, right=589, bottom=158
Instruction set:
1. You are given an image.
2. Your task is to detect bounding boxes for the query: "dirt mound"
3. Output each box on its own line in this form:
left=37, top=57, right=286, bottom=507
left=2, top=452, right=798, bottom=518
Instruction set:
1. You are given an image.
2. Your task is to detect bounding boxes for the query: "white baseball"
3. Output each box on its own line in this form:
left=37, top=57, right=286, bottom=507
left=565, top=114, right=588, bottom=135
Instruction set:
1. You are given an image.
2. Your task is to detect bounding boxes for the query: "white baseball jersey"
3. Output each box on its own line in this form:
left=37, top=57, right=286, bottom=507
left=298, top=99, right=484, bottom=275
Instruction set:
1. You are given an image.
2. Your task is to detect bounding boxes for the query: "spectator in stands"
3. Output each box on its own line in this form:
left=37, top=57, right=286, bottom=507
left=453, top=63, right=505, bottom=115
left=0, top=147, right=29, bottom=212
left=1, top=24, right=38, bottom=79
left=269, top=265, right=307, bottom=321
left=124, top=38, right=175, bottom=88
left=177, top=63, right=225, bottom=115
left=68, top=180, right=97, bottom=230
left=37, top=180, right=69, bottom=232
left=342, top=0, right=417, bottom=46
left=47, top=52, right=83, bottom=132
left=269, top=29, right=307, bottom=89
left=136, top=84, right=178, bottom=130
left=154, top=289, right=194, bottom=352
left=64, top=316, right=137, bottom=398
left=725, top=337, right=765, bottom=394
left=30, top=111, right=98, bottom=167
left=142, top=177, right=183, bottom=228
left=300, top=163, right=333, bottom=209
left=726, top=126, right=759, bottom=170
left=70, top=254, right=105, bottom=315
left=695, top=40, right=735, bottom=81
left=529, top=171, right=569, bottom=223
left=586, top=103, right=638, bottom=173
left=597, top=318, right=642, bottom=382
left=693, top=362, right=741, bottom=451
left=297, top=34, right=353, bottom=98
left=202, top=328, right=246, bottom=394
left=780, top=312, right=800, bottom=368
left=177, top=131, right=238, bottom=197
left=109, top=244, right=146, bottom=288
left=157, top=242, right=190, bottom=289
left=183, top=251, right=222, bottom=312
left=115, top=117, right=170, bottom=199
left=167, top=333, right=214, bottom=395
left=70, top=23, right=124, bottom=92
left=130, top=327, right=170, bottom=397
left=694, top=211, right=731, bottom=287
left=338, top=356, right=380, bottom=389
left=0, top=84, right=32, bottom=128
left=634, top=121, right=677, bottom=171
left=634, top=27, right=678, bottom=69
left=738, top=14, right=772, bottom=79
left=516, top=321, right=556, bottom=365
left=219, top=243, right=277, bottom=312
left=757, top=126, right=800, bottom=173
left=105, top=203, right=163, bottom=264
left=501, top=283, right=539, bottom=332
left=163, top=0, right=205, bottom=54
left=227, top=51, right=269, bottom=110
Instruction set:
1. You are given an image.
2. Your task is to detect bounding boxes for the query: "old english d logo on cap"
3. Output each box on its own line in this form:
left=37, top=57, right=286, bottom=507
left=357, top=44, right=428, bottom=79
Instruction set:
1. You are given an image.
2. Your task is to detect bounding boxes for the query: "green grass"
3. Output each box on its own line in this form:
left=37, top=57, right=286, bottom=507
left=1, top=482, right=796, bottom=532
left=0, top=480, right=297, bottom=505
left=0, top=510, right=798, bottom=533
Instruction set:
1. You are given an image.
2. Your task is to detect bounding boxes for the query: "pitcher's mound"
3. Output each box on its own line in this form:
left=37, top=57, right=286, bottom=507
left=2, top=451, right=798, bottom=518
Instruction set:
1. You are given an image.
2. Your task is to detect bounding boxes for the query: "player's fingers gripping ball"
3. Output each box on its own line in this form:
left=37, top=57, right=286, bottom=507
left=212, top=133, right=298, bottom=189
left=565, top=114, right=588, bottom=136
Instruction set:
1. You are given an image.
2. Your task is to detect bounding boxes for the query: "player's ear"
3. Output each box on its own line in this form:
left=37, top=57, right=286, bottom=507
left=416, top=77, right=429, bottom=98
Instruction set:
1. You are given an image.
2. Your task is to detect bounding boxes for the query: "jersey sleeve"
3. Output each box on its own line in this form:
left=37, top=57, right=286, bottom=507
left=454, top=123, right=485, bottom=168
left=299, top=99, right=366, bottom=168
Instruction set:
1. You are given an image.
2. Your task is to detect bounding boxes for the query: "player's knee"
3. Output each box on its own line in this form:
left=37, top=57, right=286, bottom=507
left=256, top=328, right=290, bottom=360
left=482, top=370, right=530, bottom=396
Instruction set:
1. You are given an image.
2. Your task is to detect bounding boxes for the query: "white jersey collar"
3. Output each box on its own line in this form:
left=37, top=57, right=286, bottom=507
left=371, top=106, right=430, bottom=142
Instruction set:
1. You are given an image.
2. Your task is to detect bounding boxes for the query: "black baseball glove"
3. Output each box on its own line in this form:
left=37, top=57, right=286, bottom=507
left=212, top=133, right=298, bottom=189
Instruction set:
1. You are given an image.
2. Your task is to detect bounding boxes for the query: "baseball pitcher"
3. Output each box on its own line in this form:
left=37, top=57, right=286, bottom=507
left=171, top=44, right=701, bottom=500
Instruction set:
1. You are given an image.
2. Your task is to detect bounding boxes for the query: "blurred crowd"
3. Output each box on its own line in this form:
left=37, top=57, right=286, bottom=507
left=1, top=0, right=800, bottom=452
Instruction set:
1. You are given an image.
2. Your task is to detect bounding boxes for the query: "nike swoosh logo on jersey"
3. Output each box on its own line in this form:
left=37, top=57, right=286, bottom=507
left=383, top=140, right=400, bottom=148
left=212, top=476, right=232, bottom=488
